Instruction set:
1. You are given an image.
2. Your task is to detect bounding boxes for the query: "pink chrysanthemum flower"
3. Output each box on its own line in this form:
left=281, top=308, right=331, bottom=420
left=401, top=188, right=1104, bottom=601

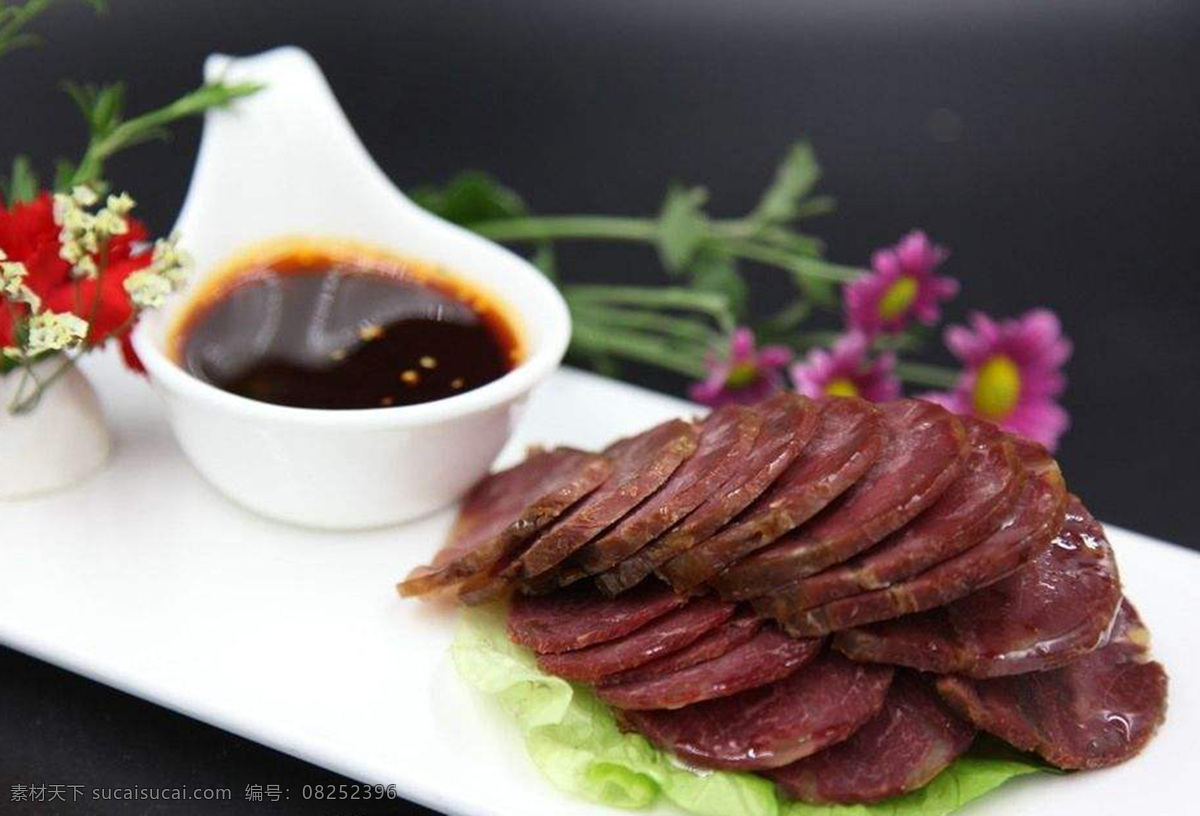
left=921, top=309, right=1072, bottom=450
left=844, top=230, right=958, bottom=336
left=689, top=327, right=792, bottom=407
left=790, top=331, right=901, bottom=402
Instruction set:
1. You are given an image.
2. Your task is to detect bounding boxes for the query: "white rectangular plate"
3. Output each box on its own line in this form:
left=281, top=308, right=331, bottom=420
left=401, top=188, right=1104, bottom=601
left=1, top=354, right=1196, bottom=816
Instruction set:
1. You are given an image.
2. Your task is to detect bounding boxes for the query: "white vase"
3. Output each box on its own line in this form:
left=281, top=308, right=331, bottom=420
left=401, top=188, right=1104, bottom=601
left=0, top=359, right=111, bottom=500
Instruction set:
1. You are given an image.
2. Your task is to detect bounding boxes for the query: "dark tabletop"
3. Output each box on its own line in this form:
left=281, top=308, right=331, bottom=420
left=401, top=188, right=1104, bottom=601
left=2, top=1, right=1198, bottom=814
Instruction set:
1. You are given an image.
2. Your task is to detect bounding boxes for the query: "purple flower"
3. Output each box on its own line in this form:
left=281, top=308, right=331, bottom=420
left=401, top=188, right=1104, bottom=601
left=844, top=231, right=958, bottom=336
left=689, top=328, right=792, bottom=407
left=921, top=308, right=1072, bottom=450
left=790, top=331, right=901, bottom=402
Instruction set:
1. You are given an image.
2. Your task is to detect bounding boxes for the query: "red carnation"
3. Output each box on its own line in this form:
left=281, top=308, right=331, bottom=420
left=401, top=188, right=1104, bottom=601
left=0, top=190, right=153, bottom=371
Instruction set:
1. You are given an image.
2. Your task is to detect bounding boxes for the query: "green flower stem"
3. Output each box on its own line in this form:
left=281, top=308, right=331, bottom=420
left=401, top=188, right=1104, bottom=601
left=7, top=353, right=76, bottom=415
left=468, top=215, right=658, bottom=243
left=724, top=239, right=859, bottom=283
left=69, top=80, right=262, bottom=188
left=570, top=321, right=709, bottom=379
left=564, top=285, right=736, bottom=332
left=894, top=360, right=960, bottom=389
left=568, top=303, right=720, bottom=346
left=468, top=216, right=838, bottom=285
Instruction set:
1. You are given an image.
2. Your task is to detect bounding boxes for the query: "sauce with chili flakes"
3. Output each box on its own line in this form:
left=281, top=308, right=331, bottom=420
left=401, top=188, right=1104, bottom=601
left=170, top=240, right=522, bottom=410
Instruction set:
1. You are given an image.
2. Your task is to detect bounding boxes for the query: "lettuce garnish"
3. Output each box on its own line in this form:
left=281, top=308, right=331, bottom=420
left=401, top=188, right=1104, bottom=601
left=452, top=604, right=1042, bottom=816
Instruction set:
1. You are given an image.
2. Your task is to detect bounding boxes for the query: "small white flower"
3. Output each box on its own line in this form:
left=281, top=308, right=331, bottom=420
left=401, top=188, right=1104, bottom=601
left=150, top=233, right=191, bottom=289
left=58, top=240, right=85, bottom=266
left=53, top=192, right=75, bottom=225
left=124, top=269, right=173, bottom=309
left=1, top=258, right=28, bottom=294
left=71, top=185, right=99, bottom=207
left=0, top=259, right=40, bottom=311
left=71, top=255, right=99, bottom=280
left=105, top=192, right=136, bottom=216
left=25, top=311, right=88, bottom=356
left=95, top=208, right=129, bottom=238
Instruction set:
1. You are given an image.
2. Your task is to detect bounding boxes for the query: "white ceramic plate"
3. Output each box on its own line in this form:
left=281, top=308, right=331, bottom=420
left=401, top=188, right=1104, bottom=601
left=1, top=352, right=1196, bottom=816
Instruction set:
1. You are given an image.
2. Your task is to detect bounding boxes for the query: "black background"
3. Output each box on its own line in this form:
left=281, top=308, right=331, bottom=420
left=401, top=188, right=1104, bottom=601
left=1, top=1, right=1197, bottom=814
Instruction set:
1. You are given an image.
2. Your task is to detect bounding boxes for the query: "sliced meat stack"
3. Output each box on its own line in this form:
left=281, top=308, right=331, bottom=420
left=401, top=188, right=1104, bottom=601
left=936, top=600, right=1167, bottom=770
left=767, top=670, right=975, bottom=804
left=398, top=394, right=1169, bottom=805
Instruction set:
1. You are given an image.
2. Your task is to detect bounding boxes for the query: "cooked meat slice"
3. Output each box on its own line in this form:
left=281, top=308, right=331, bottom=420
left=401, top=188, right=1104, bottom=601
left=599, top=611, right=763, bottom=686
left=597, top=624, right=821, bottom=710
left=660, top=397, right=885, bottom=593
left=598, top=393, right=818, bottom=595
left=507, top=579, right=684, bottom=654
left=715, top=399, right=967, bottom=602
left=566, top=405, right=763, bottom=579
left=397, top=448, right=610, bottom=597
left=535, top=596, right=735, bottom=683
left=518, top=419, right=697, bottom=579
left=768, top=671, right=974, bottom=804
left=936, top=600, right=1167, bottom=770
left=832, top=494, right=1119, bottom=675
left=791, top=437, right=1067, bottom=637
left=770, top=417, right=1023, bottom=611
left=460, top=419, right=697, bottom=604
left=619, top=651, right=893, bottom=771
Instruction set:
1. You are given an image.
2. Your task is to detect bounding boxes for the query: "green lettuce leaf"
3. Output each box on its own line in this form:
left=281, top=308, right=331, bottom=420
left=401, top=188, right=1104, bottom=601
left=451, top=605, right=1043, bottom=816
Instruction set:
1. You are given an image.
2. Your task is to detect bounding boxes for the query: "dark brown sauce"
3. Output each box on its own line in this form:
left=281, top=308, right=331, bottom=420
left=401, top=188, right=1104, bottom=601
left=172, top=246, right=521, bottom=410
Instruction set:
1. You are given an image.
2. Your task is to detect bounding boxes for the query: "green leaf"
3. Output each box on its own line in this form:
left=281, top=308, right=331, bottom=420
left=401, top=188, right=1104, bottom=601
left=793, top=194, right=837, bottom=220
left=453, top=604, right=1042, bottom=816
left=453, top=605, right=779, bottom=816
left=61, top=80, right=99, bottom=126
left=0, top=30, right=38, bottom=58
left=409, top=171, right=528, bottom=226
left=689, top=248, right=747, bottom=319
left=5, top=155, right=39, bottom=204
left=90, top=81, right=126, bottom=136
left=66, top=79, right=261, bottom=188
left=786, top=256, right=864, bottom=310
left=754, top=225, right=824, bottom=257
left=52, top=158, right=77, bottom=192
left=657, top=184, right=709, bottom=274
left=751, top=141, right=820, bottom=225
left=795, top=273, right=837, bottom=310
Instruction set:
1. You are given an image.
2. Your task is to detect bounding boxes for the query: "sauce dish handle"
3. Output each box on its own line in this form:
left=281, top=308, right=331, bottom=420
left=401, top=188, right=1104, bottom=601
left=174, top=46, right=423, bottom=273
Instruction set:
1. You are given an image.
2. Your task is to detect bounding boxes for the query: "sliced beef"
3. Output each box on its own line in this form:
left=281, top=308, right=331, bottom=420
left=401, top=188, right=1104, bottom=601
left=832, top=495, right=1119, bottom=675
left=768, top=417, right=1023, bottom=612
left=796, top=438, right=1068, bottom=637
left=535, top=596, right=736, bottom=683
left=460, top=419, right=698, bottom=604
left=768, top=671, right=975, bottom=804
left=397, top=448, right=611, bottom=597
left=936, top=600, right=1168, bottom=770
left=715, top=399, right=968, bottom=602
left=566, top=405, right=763, bottom=580
left=597, top=393, right=819, bottom=596
left=507, top=579, right=684, bottom=654
left=600, top=611, right=763, bottom=686
left=620, top=651, right=893, bottom=771
left=517, top=419, right=697, bottom=579
left=597, top=624, right=822, bottom=711
left=659, top=397, right=886, bottom=594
